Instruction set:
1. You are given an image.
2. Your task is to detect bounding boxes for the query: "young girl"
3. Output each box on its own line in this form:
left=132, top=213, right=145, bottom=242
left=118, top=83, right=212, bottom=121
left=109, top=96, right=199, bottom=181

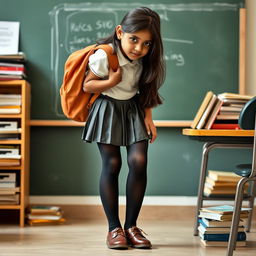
left=82, top=7, right=165, bottom=249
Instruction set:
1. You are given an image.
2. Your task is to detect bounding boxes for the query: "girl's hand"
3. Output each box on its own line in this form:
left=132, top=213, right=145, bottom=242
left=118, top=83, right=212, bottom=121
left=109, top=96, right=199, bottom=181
left=108, top=67, right=122, bottom=86
left=144, top=108, right=157, bottom=143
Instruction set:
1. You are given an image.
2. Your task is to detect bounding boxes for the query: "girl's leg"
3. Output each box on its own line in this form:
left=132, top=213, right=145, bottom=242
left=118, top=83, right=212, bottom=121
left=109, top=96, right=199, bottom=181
left=124, top=140, right=148, bottom=230
left=97, top=143, right=122, bottom=231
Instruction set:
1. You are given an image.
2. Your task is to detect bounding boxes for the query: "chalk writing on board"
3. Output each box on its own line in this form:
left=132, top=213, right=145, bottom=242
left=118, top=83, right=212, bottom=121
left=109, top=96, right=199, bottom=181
left=49, top=2, right=239, bottom=118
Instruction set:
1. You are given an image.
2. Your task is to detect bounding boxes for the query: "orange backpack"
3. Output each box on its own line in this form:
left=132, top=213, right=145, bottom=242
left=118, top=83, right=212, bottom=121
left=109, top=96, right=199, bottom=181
left=60, top=44, right=119, bottom=122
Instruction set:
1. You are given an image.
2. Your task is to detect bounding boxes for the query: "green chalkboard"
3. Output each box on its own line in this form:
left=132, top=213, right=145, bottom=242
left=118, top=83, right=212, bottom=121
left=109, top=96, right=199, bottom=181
left=0, top=0, right=244, bottom=120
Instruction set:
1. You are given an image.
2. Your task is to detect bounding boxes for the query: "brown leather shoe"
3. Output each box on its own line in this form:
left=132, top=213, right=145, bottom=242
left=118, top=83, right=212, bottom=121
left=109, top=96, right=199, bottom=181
left=125, top=226, right=152, bottom=249
left=106, top=227, right=128, bottom=249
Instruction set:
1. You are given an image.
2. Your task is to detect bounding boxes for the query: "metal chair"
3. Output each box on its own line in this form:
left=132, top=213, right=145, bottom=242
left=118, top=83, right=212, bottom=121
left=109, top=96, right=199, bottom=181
left=227, top=96, right=256, bottom=256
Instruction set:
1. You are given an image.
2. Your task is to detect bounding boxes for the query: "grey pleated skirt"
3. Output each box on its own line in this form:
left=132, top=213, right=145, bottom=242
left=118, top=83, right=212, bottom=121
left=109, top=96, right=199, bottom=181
left=82, top=94, right=150, bottom=146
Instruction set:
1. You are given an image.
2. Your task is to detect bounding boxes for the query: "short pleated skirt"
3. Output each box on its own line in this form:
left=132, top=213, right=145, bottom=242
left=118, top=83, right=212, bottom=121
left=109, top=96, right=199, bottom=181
left=82, top=94, right=150, bottom=146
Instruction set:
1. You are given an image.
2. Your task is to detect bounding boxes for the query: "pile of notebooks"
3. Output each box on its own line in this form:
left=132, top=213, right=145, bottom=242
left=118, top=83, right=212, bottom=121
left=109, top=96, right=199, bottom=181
left=191, top=91, right=254, bottom=129
left=0, top=52, right=26, bottom=80
left=204, top=170, right=249, bottom=197
left=198, top=205, right=250, bottom=246
left=0, top=94, right=22, bottom=114
left=0, top=144, right=21, bottom=166
left=26, top=205, right=66, bottom=225
left=0, top=172, right=19, bottom=204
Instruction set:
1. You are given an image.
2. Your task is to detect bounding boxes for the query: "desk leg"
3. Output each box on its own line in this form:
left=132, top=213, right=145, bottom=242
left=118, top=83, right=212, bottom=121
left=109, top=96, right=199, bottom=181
left=193, top=142, right=215, bottom=236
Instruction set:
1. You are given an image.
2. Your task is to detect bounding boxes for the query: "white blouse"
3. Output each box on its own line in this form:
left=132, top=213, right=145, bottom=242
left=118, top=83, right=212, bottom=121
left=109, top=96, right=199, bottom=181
left=88, top=45, right=143, bottom=100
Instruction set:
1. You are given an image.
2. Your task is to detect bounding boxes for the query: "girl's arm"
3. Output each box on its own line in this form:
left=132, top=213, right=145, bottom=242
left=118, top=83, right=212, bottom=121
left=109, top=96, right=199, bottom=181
left=83, top=67, right=122, bottom=93
left=144, top=108, right=157, bottom=143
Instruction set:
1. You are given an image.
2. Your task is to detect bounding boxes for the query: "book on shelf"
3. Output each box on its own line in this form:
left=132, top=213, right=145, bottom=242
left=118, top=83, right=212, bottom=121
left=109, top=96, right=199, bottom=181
left=0, top=105, right=21, bottom=114
left=0, top=121, right=18, bottom=129
left=0, top=99, right=21, bottom=106
left=0, top=134, right=20, bottom=140
left=0, top=128, right=21, bottom=133
left=0, top=69, right=25, bottom=76
left=0, top=194, right=19, bottom=204
left=211, top=123, right=240, bottom=130
left=218, top=92, right=254, bottom=101
left=0, top=62, right=25, bottom=70
left=199, top=217, right=245, bottom=228
left=200, top=239, right=246, bottom=247
left=204, top=98, right=223, bottom=129
left=0, top=155, right=21, bottom=159
left=0, top=187, right=20, bottom=195
left=199, top=231, right=246, bottom=241
left=0, top=172, right=16, bottom=182
left=216, top=114, right=240, bottom=120
left=220, top=106, right=243, bottom=112
left=0, top=52, right=26, bottom=62
left=0, top=147, right=19, bottom=157
left=0, top=182, right=16, bottom=188
left=0, top=173, right=16, bottom=188
left=0, top=74, right=24, bottom=80
left=190, top=91, right=214, bottom=128
left=196, top=94, right=218, bottom=129
left=0, top=158, right=20, bottom=166
left=0, top=94, right=21, bottom=99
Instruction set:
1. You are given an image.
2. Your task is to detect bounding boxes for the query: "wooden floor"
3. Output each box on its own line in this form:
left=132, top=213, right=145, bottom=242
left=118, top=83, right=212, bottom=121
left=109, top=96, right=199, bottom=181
left=0, top=218, right=255, bottom=256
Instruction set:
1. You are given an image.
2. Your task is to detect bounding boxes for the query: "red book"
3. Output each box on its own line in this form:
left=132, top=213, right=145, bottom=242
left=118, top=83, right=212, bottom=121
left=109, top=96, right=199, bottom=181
left=0, top=66, right=25, bottom=72
left=211, top=123, right=240, bottom=130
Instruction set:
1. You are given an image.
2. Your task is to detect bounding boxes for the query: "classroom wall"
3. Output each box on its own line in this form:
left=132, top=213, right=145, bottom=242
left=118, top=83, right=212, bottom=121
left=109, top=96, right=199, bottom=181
left=1, top=0, right=252, bottom=197
left=245, top=0, right=256, bottom=95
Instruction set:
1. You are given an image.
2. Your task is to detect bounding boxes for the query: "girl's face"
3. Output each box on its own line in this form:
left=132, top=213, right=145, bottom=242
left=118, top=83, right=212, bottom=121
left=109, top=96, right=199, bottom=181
left=116, top=25, right=152, bottom=61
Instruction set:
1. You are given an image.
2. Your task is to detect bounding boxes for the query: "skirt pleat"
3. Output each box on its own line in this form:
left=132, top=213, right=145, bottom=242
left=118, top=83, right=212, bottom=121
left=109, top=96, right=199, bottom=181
left=82, top=94, right=149, bottom=146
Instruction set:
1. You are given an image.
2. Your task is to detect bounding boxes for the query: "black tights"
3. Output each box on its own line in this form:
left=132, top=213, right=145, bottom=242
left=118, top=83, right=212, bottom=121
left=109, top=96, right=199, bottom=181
left=97, top=140, right=148, bottom=231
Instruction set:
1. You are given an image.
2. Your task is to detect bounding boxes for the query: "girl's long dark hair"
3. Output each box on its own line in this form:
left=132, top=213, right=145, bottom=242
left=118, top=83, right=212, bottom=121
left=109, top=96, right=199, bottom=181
left=97, top=7, right=165, bottom=108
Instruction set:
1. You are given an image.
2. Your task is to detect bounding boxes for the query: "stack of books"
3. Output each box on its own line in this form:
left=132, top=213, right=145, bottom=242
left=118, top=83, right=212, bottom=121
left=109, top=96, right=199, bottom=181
left=0, top=172, right=19, bottom=204
left=198, top=205, right=250, bottom=246
left=26, top=205, right=66, bottom=226
left=0, top=120, right=21, bottom=141
left=0, top=94, right=22, bottom=114
left=204, top=170, right=249, bottom=198
left=0, top=145, right=21, bottom=166
left=0, top=52, right=26, bottom=80
left=191, top=91, right=254, bottom=129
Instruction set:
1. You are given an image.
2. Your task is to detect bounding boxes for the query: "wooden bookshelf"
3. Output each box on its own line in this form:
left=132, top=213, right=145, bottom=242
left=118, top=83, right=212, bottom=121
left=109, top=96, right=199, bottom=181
left=0, top=80, right=30, bottom=227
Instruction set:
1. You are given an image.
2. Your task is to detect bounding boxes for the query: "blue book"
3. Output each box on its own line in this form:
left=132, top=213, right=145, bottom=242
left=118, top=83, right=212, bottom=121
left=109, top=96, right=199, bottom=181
left=198, top=217, right=245, bottom=228
left=199, top=231, right=246, bottom=241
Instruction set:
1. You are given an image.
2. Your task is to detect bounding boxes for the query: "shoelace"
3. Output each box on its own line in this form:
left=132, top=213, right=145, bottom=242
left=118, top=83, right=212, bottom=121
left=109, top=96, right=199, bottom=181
left=113, top=228, right=126, bottom=238
left=130, top=227, right=148, bottom=237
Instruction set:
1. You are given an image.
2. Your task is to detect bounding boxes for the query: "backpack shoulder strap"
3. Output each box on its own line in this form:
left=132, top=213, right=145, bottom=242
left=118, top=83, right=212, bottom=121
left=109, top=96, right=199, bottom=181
left=86, top=44, right=119, bottom=109
left=94, top=44, right=119, bottom=71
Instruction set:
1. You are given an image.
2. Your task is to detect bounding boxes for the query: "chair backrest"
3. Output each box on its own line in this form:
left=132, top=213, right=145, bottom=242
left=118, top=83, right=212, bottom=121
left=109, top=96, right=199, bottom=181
left=238, top=96, right=256, bottom=130
left=238, top=96, right=256, bottom=178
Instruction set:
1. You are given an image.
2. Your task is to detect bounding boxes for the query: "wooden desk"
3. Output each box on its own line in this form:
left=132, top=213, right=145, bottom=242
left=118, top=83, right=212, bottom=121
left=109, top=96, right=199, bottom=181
left=183, top=129, right=254, bottom=137
left=182, top=129, right=254, bottom=236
